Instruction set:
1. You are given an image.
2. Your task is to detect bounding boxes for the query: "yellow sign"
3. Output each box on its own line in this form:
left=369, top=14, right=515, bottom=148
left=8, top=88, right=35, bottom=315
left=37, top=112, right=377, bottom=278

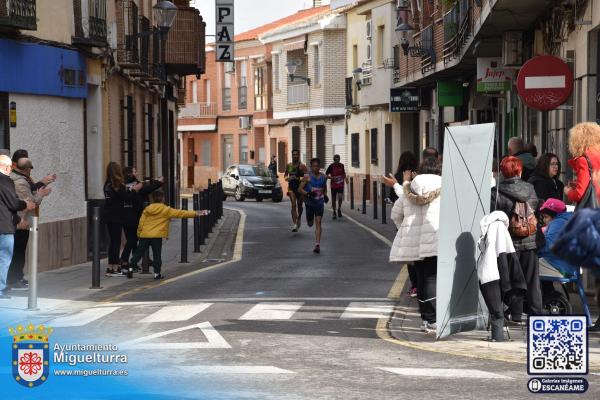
left=9, top=102, right=16, bottom=127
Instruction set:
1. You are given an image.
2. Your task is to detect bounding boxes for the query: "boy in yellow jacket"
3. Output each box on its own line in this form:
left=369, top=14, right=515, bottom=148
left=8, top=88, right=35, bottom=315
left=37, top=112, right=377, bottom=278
left=128, top=190, right=208, bottom=279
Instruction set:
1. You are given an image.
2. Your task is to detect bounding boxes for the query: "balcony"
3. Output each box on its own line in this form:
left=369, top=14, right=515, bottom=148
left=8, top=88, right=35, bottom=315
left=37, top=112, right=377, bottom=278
left=179, top=102, right=217, bottom=118
left=0, top=0, right=36, bottom=30
left=115, top=0, right=140, bottom=68
left=361, top=62, right=373, bottom=86
left=72, top=0, right=107, bottom=47
left=238, top=86, right=247, bottom=109
left=165, top=5, right=206, bottom=76
left=287, top=83, right=309, bottom=105
left=443, top=0, right=472, bottom=66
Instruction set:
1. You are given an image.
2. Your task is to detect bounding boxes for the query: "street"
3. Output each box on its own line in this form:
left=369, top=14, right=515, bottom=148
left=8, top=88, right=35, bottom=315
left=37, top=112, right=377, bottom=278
left=36, top=200, right=600, bottom=399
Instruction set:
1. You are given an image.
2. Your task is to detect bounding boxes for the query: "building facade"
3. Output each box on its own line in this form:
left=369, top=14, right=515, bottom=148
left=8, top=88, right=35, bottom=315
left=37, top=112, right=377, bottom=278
left=0, top=0, right=204, bottom=271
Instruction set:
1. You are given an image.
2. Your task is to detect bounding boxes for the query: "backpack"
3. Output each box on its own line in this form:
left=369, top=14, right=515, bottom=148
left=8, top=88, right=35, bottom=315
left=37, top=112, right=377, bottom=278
left=508, top=200, right=538, bottom=238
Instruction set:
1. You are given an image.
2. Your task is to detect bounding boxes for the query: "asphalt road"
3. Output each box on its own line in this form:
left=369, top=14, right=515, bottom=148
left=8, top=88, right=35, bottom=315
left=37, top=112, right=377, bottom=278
left=52, top=198, right=600, bottom=399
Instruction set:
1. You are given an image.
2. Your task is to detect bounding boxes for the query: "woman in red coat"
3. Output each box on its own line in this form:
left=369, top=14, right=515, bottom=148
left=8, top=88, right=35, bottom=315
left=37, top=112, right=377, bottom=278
left=564, top=122, right=600, bottom=206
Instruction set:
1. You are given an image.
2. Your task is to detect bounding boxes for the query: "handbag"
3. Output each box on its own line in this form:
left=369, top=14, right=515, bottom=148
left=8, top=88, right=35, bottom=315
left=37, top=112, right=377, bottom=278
left=575, top=156, right=599, bottom=210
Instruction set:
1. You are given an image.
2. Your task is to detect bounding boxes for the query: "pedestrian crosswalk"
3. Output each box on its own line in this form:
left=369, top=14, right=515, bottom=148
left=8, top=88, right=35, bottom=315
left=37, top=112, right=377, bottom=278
left=42, top=300, right=396, bottom=328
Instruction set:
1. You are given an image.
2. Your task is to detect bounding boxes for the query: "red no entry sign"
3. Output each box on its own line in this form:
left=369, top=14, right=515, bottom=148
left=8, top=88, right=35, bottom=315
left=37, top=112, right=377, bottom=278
left=516, top=55, right=574, bottom=111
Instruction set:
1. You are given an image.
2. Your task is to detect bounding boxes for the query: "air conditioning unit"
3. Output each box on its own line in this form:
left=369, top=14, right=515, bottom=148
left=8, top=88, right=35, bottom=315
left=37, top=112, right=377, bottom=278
left=239, top=116, right=251, bottom=129
left=366, top=20, right=372, bottom=39
left=397, top=0, right=409, bottom=8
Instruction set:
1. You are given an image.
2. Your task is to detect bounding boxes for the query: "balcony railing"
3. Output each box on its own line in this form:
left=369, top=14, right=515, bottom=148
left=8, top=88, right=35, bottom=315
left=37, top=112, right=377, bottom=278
left=238, top=86, right=247, bottom=109
left=222, top=88, right=231, bottom=111
left=165, top=5, right=206, bottom=76
left=115, top=0, right=140, bottom=67
left=0, top=0, right=36, bottom=30
left=418, top=25, right=435, bottom=75
left=443, top=0, right=472, bottom=66
left=179, top=102, right=217, bottom=118
left=361, top=62, right=373, bottom=86
left=287, top=83, right=309, bottom=105
left=73, top=0, right=107, bottom=46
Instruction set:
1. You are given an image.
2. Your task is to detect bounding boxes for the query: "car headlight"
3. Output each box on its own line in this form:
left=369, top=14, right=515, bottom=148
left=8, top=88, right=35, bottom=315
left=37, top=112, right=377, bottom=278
left=241, top=178, right=253, bottom=187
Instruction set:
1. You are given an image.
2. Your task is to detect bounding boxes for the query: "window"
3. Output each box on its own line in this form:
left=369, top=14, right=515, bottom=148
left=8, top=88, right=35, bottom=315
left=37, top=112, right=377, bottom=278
left=240, top=134, right=248, bottom=162
left=370, top=128, right=378, bottom=164
left=0, top=93, right=9, bottom=149
left=351, top=133, right=360, bottom=167
left=273, top=54, right=280, bottom=91
left=238, top=61, right=247, bottom=109
left=254, top=66, right=267, bottom=111
left=206, top=80, right=211, bottom=103
left=316, top=125, right=325, bottom=165
left=377, top=25, right=385, bottom=66
left=202, top=140, right=211, bottom=166
left=223, top=65, right=231, bottom=111
left=292, top=126, right=301, bottom=153
left=192, top=80, right=198, bottom=103
left=313, top=46, right=320, bottom=85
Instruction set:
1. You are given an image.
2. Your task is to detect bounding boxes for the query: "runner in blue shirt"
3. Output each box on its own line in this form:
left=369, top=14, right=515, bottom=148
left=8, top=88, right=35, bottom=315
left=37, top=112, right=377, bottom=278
left=299, top=158, right=328, bottom=253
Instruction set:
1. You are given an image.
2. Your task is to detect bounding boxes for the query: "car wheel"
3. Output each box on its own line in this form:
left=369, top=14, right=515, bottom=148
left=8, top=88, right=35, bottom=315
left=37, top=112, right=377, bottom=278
left=543, top=291, right=572, bottom=315
left=256, top=197, right=263, bottom=202
left=234, top=187, right=245, bottom=202
left=272, top=193, right=283, bottom=203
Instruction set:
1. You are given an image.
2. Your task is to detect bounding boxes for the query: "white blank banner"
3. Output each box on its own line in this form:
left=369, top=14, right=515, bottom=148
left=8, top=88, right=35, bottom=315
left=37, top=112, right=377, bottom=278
left=524, top=76, right=565, bottom=89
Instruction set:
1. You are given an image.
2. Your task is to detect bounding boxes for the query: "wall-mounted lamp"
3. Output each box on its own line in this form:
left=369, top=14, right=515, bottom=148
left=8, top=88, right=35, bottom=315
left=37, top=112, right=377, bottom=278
left=286, top=59, right=311, bottom=85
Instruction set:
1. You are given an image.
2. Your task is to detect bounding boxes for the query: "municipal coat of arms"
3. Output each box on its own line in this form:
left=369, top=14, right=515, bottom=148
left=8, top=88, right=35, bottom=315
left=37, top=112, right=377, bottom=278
left=9, top=324, right=53, bottom=388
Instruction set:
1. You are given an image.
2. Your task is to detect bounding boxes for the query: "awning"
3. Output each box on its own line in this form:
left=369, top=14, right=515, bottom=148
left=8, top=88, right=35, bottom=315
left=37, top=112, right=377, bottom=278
left=283, top=39, right=305, bottom=52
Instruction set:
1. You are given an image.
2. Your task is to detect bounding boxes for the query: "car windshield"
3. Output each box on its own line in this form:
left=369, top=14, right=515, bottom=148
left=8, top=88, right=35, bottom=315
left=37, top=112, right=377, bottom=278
left=239, top=165, right=270, bottom=177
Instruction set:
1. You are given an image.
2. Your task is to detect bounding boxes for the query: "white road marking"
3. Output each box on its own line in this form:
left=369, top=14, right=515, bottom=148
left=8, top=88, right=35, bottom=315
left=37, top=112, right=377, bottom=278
left=138, top=303, right=213, bottom=323
left=239, top=302, right=303, bottom=320
left=93, top=301, right=170, bottom=307
left=378, top=368, right=513, bottom=380
left=179, top=366, right=294, bottom=374
left=120, top=322, right=231, bottom=350
left=46, top=307, right=120, bottom=327
left=524, top=75, right=565, bottom=89
left=341, top=302, right=395, bottom=319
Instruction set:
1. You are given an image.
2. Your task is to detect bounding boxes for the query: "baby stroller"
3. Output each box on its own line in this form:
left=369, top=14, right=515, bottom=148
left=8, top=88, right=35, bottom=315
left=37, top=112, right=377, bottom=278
left=539, top=258, right=592, bottom=325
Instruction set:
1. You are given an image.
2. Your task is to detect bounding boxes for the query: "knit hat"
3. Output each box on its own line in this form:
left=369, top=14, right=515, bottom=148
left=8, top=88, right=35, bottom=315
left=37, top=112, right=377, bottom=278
left=540, top=198, right=567, bottom=215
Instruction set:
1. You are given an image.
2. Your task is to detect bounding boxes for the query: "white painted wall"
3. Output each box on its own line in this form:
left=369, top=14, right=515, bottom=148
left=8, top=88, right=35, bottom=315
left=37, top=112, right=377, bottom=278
left=8, top=94, right=86, bottom=224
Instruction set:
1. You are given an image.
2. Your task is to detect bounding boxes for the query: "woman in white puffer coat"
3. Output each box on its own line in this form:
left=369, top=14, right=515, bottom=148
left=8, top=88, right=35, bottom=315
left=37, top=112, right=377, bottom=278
left=383, top=157, right=442, bottom=332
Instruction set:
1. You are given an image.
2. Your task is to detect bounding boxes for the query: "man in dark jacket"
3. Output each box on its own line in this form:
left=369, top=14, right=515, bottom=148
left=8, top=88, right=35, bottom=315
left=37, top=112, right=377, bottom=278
left=0, top=155, right=35, bottom=299
left=507, top=137, right=536, bottom=182
left=491, top=156, right=541, bottom=321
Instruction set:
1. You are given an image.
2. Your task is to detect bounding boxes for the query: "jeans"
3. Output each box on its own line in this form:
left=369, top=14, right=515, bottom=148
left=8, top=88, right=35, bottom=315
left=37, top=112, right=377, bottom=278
left=415, top=256, right=437, bottom=323
left=130, top=238, right=163, bottom=274
left=7, top=230, right=28, bottom=284
left=0, top=234, right=15, bottom=293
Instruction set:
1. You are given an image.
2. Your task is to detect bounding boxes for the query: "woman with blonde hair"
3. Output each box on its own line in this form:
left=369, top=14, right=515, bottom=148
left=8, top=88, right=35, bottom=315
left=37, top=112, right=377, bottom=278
left=565, top=122, right=600, bottom=208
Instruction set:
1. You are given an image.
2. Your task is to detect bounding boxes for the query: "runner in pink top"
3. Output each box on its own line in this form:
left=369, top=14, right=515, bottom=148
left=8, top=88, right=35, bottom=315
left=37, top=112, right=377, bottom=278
left=325, top=155, right=348, bottom=220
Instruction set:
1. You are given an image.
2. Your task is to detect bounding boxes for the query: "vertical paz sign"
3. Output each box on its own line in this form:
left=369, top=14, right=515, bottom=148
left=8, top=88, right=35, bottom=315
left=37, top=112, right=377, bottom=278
left=216, top=0, right=234, bottom=62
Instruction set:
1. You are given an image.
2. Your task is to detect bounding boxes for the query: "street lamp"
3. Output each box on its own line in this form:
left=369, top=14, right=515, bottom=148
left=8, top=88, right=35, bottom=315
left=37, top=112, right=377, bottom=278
left=152, top=0, right=178, bottom=207
left=395, top=1, right=416, bottom=56
left=154, top=1, right=178, bottom=33
left=285, top=60, right=311, bottom=85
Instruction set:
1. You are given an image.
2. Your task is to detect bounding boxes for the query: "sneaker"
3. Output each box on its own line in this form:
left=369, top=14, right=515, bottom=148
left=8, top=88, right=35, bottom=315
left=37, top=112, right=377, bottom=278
left=313, top=244, right=320, bottom=254
left=426, top=322, right=437, bottom=331
left=407, top=287, right=417, bottom=298
left=292, top=224, right=298, bottom=232
left=332, top=211, right=337, bottom=220
left=126, top=269, right=133, bottom=279
left=420, top=321, right=429, bottom=332
left=337, top=209, right=342, bottom=218
left=20, top=279, right=28, bottom=286
left=154, top=273, right=164, bottom=280
left=10, top=281, right=28, bottom=290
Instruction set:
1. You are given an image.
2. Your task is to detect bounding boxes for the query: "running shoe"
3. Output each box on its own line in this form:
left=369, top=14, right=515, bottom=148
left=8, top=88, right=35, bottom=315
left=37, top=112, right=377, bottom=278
left=292, top=224, right=298, bottom=232
left=313, top=244, right=320, bottom=254
left=154, top=273, right=164, bottom=280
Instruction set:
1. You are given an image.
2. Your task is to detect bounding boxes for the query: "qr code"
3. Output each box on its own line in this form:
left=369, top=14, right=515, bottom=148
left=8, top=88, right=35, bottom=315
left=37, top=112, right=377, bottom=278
left=528, top=316, right=587, bottom=375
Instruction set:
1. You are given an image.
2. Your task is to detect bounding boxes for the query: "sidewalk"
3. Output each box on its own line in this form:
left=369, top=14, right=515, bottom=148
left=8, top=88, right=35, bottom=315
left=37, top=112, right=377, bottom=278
left=0, top=209, right=241, bottom=326
left=340, top=201, right=600, bottom=370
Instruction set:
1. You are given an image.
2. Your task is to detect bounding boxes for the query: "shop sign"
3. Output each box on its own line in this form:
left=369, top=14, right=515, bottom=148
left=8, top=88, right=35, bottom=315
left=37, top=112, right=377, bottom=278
left=390, top=88, right=419, bottom=112
left=476, top=57, right=513, bottom=92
